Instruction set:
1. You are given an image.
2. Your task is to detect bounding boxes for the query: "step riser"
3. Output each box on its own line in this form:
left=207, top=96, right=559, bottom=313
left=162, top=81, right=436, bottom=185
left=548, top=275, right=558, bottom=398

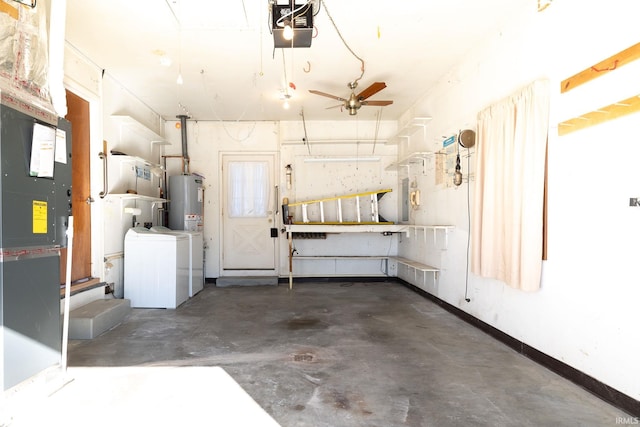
left=69, top=299, right=131, bottom=340
left=216, top=277, right=278, bottom=287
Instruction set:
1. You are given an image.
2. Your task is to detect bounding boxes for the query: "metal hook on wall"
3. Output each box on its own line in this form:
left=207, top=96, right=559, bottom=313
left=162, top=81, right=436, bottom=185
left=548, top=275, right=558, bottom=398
left=12, top=0, right=36, bottom=8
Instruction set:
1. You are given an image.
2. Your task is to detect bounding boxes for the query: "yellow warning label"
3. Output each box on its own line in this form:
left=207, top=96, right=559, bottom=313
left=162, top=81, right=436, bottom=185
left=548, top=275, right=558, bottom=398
left=33, top=200, right=47, bottom=234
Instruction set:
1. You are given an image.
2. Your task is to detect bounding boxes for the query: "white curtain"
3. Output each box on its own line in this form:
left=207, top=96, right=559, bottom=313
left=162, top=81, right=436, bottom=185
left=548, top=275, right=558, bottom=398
left=471, top=79, right=550, bottom=292
left=228, top=161, right=269, bottom=218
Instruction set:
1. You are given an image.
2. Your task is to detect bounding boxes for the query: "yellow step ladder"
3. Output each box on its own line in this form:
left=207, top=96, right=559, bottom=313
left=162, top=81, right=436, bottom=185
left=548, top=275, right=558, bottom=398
left=285, top=189, right=393, bottom=225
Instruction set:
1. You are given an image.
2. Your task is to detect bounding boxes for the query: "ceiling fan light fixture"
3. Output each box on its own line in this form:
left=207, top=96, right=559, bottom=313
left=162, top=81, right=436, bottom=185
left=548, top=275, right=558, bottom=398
left=309, top=81, right=392, bottom=116
left=281, top=92, right=292, bottom=109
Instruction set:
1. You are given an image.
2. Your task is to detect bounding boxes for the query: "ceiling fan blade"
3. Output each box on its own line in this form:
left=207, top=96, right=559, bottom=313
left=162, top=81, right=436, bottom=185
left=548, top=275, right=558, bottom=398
left=356, top=82, right=387, bottom=100
left=362, top=100, right=394, bottom=106
left=309, top=90, right=346, bottom=102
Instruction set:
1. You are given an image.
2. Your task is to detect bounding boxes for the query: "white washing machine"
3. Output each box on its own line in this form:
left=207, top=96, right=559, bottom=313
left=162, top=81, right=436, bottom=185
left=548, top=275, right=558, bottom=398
left=124, top=227, right=190, bottom=309
left=150, top=226, right=204, bottom=297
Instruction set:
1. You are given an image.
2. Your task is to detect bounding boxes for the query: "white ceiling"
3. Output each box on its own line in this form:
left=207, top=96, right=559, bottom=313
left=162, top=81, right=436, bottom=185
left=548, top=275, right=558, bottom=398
left=65, top=0, right=533, bottom=122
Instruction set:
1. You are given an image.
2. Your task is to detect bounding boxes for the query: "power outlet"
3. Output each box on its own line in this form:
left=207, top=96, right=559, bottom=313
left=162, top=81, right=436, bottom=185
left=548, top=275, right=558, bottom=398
left=630, top=197, right=639, bottom=207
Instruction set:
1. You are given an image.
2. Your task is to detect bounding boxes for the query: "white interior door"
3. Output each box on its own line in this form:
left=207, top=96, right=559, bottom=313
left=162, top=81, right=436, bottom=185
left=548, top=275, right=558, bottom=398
left=221, top=154, right=277, bottom=275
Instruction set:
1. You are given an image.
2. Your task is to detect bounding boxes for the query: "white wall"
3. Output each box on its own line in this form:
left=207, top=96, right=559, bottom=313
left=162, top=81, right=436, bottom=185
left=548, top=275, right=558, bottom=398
left=161, top=119, right=399, bottom=278
left=162, top=120, right=279, bottom=278
left=280, top=120, right=399, bottom=277
left=398, top=0, right=640, bottom=400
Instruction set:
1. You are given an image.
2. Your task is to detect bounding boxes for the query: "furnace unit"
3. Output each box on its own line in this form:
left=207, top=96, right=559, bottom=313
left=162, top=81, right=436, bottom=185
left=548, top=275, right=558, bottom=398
left=0, top=95, right=72, bottom=390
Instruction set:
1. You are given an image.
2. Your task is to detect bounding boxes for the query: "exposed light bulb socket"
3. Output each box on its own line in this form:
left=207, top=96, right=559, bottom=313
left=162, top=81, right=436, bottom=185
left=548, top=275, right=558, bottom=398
left=454, top=153, right=462, bottom=186
left=283, top=22, right=294, bottom=41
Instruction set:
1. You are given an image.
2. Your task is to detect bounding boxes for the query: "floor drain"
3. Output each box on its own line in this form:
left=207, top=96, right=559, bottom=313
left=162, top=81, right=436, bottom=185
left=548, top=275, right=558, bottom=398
left=293, top=353, right=315, bottom=362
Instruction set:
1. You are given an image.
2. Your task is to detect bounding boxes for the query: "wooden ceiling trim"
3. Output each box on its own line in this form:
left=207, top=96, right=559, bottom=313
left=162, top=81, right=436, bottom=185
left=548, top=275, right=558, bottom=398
left=557, top=94, right=640, bottom=136
left=0, top=1, right=18, bottom=19
left=561, top=43, right=640, bottom=94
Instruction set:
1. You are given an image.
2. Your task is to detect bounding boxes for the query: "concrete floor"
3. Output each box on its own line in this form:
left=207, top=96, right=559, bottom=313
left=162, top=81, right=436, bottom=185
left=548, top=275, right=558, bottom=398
left=69, top=281, right=629, bottom=426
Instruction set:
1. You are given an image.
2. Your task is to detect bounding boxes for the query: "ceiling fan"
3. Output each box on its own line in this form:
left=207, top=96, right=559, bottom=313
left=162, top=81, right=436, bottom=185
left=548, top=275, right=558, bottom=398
left=309, top=81, right=393, bottom=116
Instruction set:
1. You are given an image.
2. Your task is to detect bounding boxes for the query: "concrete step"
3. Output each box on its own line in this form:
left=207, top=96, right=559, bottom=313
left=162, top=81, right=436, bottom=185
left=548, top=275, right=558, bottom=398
left=69, top=299, right=131, bottom=339
left=216, top=276, right=278, bottom=287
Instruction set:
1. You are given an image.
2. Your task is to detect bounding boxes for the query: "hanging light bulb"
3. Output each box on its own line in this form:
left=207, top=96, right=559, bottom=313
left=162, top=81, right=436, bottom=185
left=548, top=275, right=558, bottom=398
left=285, top=164, right=293, bottom=190
left=454, top=153, right=463, bottom=186
left=282, top=93, right=291, bottom=109
left=177, top=15, right=184, bottom=86
left=283, top=21, right=294, bottom=41
left=176, top=36, right=183, bottom=85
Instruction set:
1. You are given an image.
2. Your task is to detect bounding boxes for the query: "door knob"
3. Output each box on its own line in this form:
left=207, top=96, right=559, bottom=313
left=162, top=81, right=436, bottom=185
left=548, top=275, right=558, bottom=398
left=86, top=196, right=95, bottom=204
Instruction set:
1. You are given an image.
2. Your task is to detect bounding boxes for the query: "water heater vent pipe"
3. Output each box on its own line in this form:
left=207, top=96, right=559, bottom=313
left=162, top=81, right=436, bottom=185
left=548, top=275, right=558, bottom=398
left=177, top=114, right=190, bottom=174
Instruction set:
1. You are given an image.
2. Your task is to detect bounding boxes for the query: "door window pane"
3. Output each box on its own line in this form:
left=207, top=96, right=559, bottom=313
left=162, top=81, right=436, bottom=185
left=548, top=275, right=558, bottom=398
left=228, top=161, right=269, bottom=218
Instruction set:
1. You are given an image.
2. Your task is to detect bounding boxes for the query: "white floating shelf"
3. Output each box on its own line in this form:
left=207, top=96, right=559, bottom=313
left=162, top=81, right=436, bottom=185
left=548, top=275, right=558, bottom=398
left=106, top=194, right=167, bottom=204
left=112, top=114, right=171, bottom=146
left=281, top=139, right=385, bottom=145
left=111, top=154, right=158, bottom=167
left=385, top=152, right=434, bottom=173
left=286, top=224, right=408, bottom=234
left=390, top=256, right=439, bottom=284
left=386, top=117, right=432, bottom=145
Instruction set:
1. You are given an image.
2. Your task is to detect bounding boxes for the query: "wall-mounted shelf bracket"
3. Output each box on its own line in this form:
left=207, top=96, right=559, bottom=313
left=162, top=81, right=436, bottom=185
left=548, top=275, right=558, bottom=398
left=386, top=117, right=432, bottom=145
left=404, top=225, right=455, bottom=249
left=385, top=152, right=433, bottom=175
left=390, top=256, right=439, bottom=286
left=105, top=193, right=167, bottom=208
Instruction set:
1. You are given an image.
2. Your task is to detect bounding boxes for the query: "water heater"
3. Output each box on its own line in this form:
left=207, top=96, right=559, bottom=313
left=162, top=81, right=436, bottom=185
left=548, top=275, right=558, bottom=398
left=169, top=175, right=203, bottom=231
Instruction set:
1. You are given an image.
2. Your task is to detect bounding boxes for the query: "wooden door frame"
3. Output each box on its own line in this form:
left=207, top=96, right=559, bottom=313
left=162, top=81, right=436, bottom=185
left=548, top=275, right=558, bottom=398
left=62, top=81, right=104, bottom=285
left=64, top=90, right=93, bottom=284
left=218, top=151, right=280, bottom=277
